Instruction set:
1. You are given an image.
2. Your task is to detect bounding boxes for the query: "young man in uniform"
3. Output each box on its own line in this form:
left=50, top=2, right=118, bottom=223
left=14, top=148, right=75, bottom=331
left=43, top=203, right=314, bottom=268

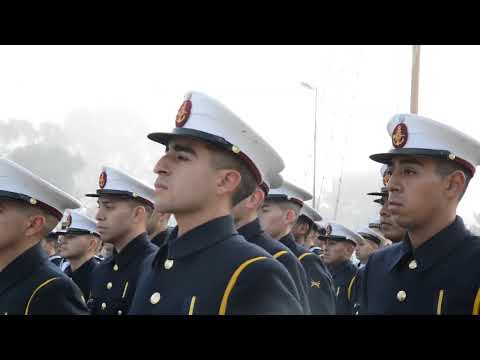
left=147, top=207, right=173, bottom=248
left=41, top=231, right=64, bottom=267
left=86, top=166, right=158, bottom=315
left=59, top=208, right=102, bottom=300
left=322, top=222, right=361, bottom=315
left=260, top=181, right=336, bottom=315
left=0, top=158, right=89, bottom=315
left=355, top=226, right=387, bottom=267
left=362, top=113, right=480, bottom=314
left=231, top=168, right=311, bottom=314
left=129, top=91, right=303, bottom=315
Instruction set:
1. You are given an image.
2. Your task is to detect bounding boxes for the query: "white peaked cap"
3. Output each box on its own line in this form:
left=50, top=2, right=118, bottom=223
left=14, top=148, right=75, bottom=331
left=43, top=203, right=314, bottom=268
left=324, top=221, right=362, bottom=245
left=300, top=202, right=322, bottom=222
left=357, top=225, right=387, bottom=246
left=370, top=113, right=480, bottom=177
left=267, top=180, right=313, bottom=207
left=86, top=166, right=155, bottom=207
left=147, top=91, right=284, bottom=186
left=0, top=158, right=82, bottom=220
left=62, top=208, right=99, bottom=236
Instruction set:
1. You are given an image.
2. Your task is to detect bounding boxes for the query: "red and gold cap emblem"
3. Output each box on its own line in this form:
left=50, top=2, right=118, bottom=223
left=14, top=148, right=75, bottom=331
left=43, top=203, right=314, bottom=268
left=383, top=172, right=391, bottom=186
left=392, top=123, right=408, bottom=148
left=62, top=213, right=72, bottom=230
left=99, top=171, right=107, bottom=189
left=66, top=214, right=72, bottom=228
left=325, top=224, right=332, bottom=236
left=175, top=100, right=192, bottom=128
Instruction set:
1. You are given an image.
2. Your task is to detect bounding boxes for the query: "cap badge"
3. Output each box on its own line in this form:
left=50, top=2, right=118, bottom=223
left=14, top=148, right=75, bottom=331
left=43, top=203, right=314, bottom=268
left=66, top=214, right=72, bottom=228
left=325, top=224, right=332, bottom=236
left=392, top=123, right=408, bottom=148
left=383, top=173, right=391, bottom=186
left=99, top=171, right=107, bottom=189
left=175, top=100, right=192, bottom=128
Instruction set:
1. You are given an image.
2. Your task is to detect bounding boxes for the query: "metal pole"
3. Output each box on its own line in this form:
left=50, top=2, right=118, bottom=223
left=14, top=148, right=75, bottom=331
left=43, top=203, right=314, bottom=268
left=410, top=45, right=421, bottom=114
left=313, top=88, right=318, bottom=209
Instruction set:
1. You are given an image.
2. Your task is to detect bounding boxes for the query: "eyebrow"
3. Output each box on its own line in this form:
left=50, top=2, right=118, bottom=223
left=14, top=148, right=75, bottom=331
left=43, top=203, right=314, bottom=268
left=167, top=143, right=198, bottom=157
left=397, top=158, right=425, bottom=167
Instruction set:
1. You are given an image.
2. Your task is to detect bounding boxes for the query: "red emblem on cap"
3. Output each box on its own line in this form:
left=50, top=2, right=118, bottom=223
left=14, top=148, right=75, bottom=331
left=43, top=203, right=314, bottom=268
left=66, top=214, right=72, bottom=228
left=175, top=100, right=192, bottom=128
left=325, top=224, right=332, bottom=236
left=99, top=171, right=107, bottom=189
left=392, top=123, right=408, bottom=148
left=62, top=213, right=72, bottom=230
left=383, top=174, right=391, bottom=186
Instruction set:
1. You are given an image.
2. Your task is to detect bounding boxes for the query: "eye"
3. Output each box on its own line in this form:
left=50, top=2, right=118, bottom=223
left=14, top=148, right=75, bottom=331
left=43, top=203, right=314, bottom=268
left=404, top=168, right=416, bottom=175
left=176, top=154, right=189, bottom=161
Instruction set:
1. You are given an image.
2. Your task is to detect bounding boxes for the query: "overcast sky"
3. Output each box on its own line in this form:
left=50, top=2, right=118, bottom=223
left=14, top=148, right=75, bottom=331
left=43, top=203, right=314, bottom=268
left=0, top=45, right=478, bottom=229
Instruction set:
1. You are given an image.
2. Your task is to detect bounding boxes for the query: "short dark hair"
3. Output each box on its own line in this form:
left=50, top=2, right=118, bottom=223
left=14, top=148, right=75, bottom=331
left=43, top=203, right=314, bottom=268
left=296, top=214, right=314, bottom=237
left=206, top=144, right=257, bottom=207
left=435, top=158, right=472, bottom=201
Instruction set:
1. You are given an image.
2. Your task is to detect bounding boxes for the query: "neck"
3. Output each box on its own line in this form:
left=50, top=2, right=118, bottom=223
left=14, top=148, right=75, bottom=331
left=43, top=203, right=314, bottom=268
left=0, top=238, right=39, bottom=272
left=274, top=227, right=292, bottom=241
left=408, top=211, right=457, bottom=249
left=113, top=228, right=145, bottom=253
left=68, top=254, right=94, bottom=272
left=149, top=225, right=168, bottom=240
left=176, top=203, right=231, bottom=237
left=234, top=211, right=257, bottom=230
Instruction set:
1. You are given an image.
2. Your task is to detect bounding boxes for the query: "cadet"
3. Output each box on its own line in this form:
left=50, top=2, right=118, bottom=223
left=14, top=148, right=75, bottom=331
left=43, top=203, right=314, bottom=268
left=129, top=91, right=303, bottom=315
left=86, top=166, right=158, bottom=315
left=292, top=202, right=322, bottom=249
left=232, top=169, right=311, bottom=314
left=322, top=222, right=361, bottom=315
left=41, top=231, right=64, bottom=267
left=147, top=207, right=174, bottom=248
left=355, top=226, right=387, bottom=267
left=0, top=158, right=89, bottom=315
left=368, top=166, right=407, bottom=243
left=361, top=113, right=480, bottom=314
left=260, top=181, right=336, bottom=314
left=59, top=209, right=102, bottom=300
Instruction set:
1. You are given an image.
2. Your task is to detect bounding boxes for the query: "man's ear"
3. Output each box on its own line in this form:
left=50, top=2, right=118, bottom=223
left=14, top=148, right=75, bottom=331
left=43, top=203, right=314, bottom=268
left=445, top=170, right=466, bottom=201
left=133, top=205, right=148, bottom=223
left=285, top=209, right=298, bottom=225
left=24, top=214, right=46, bottom=238
left=216, top=169, right=242, bottom=196
left=245, top=189, right=265, bottom=210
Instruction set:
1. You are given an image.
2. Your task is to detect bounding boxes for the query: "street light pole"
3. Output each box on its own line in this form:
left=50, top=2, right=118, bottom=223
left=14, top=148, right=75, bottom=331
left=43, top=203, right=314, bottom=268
left=301, top=81, right=318, bottom=209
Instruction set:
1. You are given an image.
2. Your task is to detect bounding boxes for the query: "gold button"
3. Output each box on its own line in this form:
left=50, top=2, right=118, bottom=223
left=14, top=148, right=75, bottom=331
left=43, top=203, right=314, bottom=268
left=397, top=290, right=407, bottom=302
left=164, top=259, right=174, bottom=270
left=408, top=260, right=417, bottom=270
left=107, top=282, right=113, bottom=290
left=117, top=310, right=123, bottom=315
left=113, top=264, right=119, bottom=271
left=448, top=153, right=456, bottom=160
left=101, top=302, right=107, bottom=310
left=232, top=145, right=240, bottom=154
left=150, top=292, right=161, bottom=304
left=30, top=198, right=37, bottom=205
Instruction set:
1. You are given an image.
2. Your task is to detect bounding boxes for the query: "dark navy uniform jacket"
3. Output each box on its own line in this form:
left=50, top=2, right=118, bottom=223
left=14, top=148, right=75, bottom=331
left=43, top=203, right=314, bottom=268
left=238, top=218, right=311, bottom=314
left=151, top=227, right=175, bottom=248
left=64, top=257, right=100, bottom=300
left=49, top=255, right=64, bottom=267
left=129, top=216, right=303, bottom=315
left=328, top=260, right=359, bottom=315
left=360, top=216, right=480, bottom=315
left=88, top=233, right=157, bottom=315
left=280, top=233, right=336, bottom=315
left=0, top=243, right=89, bottom=315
